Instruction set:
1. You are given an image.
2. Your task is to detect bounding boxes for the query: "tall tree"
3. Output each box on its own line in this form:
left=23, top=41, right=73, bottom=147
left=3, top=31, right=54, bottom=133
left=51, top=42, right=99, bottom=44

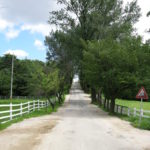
left=46, top=0, right=141, bottom=105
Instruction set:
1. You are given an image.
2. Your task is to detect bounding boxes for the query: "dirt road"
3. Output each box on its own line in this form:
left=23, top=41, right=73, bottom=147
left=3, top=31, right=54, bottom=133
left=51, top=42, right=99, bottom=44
left=0, top=81, right=150, bottom=150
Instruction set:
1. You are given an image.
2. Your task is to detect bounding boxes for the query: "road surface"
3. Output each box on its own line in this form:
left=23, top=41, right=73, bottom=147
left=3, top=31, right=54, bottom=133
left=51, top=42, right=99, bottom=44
left=0, top=81, right=150, bottom=150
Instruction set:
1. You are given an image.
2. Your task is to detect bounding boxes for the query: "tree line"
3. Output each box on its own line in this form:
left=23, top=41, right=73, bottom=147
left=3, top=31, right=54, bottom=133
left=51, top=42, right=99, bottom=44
left=0, top=54, right=72, bottom=103
left=45, top=0, right=150, bottom=113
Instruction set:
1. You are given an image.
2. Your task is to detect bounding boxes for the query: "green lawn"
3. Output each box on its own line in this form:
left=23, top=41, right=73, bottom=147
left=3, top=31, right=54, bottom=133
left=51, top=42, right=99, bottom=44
left=116, top=99, right=150, bottom=110
left=115, top=99, right=150, bottom=130
left=0, top=98, right=47, bottom=104
left=0, top=99, right=47, bottom=114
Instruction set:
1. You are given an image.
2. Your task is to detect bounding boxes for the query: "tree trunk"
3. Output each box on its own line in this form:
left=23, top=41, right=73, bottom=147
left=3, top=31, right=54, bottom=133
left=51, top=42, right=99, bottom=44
left=110, top=98, right=115, bottom=113
left=91, top=88, right=96, bottom=103
left=97, top=90, right=102, bottom=106
left=104, top=98, right=106, bottom=109
left=57, top=94, right=61, bottom=104
left=57, top=92, right=63, bottom=104
left=48, top=98, right=55, bottom=110
left=106, top=99, right=110, bottom=111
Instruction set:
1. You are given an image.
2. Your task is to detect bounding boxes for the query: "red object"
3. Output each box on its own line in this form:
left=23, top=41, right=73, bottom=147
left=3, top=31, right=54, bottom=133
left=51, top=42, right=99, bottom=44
left=136, top=86, right=148, bottom=100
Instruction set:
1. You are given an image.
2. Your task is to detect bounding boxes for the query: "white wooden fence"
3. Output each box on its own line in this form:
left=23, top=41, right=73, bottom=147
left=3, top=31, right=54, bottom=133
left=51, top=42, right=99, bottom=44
left=101, top=99, right=150, bottom=119
left=115, top=104, right=150, bottom=119
left=0, top=100, right=49, bottom=124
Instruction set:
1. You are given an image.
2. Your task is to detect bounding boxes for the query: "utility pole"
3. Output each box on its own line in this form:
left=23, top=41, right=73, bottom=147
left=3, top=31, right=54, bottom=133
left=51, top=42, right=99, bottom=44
left=10, top=54, right=14, bottom=100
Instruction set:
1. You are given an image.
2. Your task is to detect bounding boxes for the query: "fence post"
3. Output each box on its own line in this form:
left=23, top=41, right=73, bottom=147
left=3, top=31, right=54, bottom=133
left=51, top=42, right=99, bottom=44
left=140, top=109, right=143, bottom=117
left=10, top=103, right=12, bottom=120
left=46, top=100, right=49, bottom=107
left=33, top=100, right=35, bottom=111
left=20, top=103, right=22, bottom=116
left=128, top=108, right=130, bottom=116
left=43, top=101, right=44, bottom=108
left=121, top=106, right=123, bottom=115
left=116, top=105, right=118, bottom=113
left=28, top=101, right=30, bottom=114
left=38, top=100, right=39, bottom=110
left=118, top=106, right=120, bottom=113
left=133, top=108, right=136, bottom=117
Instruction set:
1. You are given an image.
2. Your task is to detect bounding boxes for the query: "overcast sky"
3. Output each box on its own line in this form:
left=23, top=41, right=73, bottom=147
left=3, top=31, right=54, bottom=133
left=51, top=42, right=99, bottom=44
left=0, top=0, right=150, bottom=61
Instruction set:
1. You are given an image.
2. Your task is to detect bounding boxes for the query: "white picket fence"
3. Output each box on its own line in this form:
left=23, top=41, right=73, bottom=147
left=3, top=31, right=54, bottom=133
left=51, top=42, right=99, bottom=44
left=0, top=100, right=49, bottom=124
left=115, top=104, right=150, bottom=119
left=101, top=99, right=150, bottom=119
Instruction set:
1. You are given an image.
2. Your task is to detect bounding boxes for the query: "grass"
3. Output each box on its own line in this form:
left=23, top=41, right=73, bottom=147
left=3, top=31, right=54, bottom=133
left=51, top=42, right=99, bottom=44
left=115, top=114, right=150, bottom=130
left=0, top=99, right=47, bottom=118
left=0, top=96, right=65, bottom=131
left=115, top=99, right=150, bottom=130
left=116, top=99, right=150, bottom=110
left=0, top=98, right=47, bottom=104
left=93, top=99, right=150, bottom=130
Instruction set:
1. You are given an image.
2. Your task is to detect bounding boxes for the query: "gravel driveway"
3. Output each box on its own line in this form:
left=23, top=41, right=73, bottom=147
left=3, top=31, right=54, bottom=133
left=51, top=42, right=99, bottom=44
left=0, top=81, right=150, bottom=150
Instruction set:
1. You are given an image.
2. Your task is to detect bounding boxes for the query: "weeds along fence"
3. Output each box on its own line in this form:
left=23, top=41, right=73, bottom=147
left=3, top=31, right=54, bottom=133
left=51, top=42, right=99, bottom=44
left=101, top=100, right=150, bottom=119
left=0, top=100, right=49, bottom=124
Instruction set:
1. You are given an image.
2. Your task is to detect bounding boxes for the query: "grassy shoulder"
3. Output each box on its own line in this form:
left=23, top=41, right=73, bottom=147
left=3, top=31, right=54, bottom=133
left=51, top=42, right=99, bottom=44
left=116, top=114, right=150, bottom=130
left=0, top=96, right=65, bottom=131
left=116, top=99, right=150, bottom=110
left=93, top=101, right=150, bottom=130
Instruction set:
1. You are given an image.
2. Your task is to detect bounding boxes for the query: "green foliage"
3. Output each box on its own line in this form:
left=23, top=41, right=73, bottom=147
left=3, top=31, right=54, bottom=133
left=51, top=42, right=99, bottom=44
left=46, top=0, right=143, bottom=113
left=122, top=116, right=150, bottom=130
left=42, top=65, right=60, bottom=97
left=82, top=39, right=138, bottom=98
left=0, top=55, right=46, bottom=97
left=82, top=37, right=150, bottom=112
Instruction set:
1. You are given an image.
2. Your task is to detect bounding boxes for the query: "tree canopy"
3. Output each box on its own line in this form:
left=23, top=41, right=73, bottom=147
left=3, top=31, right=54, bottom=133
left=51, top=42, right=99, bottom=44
left=44, top=0, right=146, bottom=113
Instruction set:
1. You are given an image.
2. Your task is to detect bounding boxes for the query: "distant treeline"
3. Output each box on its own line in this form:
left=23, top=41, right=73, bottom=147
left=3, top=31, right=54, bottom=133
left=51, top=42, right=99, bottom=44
left=0, top=54, right=73, bottom=100
left=0, top=54, right=46, bottom=97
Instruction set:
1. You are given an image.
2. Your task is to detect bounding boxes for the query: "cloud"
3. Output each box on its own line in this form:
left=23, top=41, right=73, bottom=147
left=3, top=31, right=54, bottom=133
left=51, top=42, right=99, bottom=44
left=5, top=29, right=20, bottom=39
left=4, top=49, right=29, bottom=58
left=0, top=0, right=58, bottom=39
left=0, top=0, right=59, bottom=24
left=0, top=18, right=13, bottom=31
left=0, top=0, right=150, bottom=41
left=124, top=0, right=150, bottom=41
left=21, top=24, right=53, bottom=36
left=34, top=39, right=45, bottom=50
left=134, top=0, right=150, bottom=41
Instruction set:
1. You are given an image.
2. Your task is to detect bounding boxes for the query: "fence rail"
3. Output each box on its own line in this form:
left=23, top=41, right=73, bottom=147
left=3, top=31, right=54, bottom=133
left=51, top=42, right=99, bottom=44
left=101, top=99, right=150, bottom=119
left=0, top=100, right=49, bottom=124
left=114, top=104, right=150, bottom=119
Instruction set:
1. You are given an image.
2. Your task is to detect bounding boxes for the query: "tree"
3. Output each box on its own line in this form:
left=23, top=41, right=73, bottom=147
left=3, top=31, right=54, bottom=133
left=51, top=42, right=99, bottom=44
left=0, top=55, right=47, bottom=98
left=46, top=0, right=141, bottom=105
left=82, top=39, right=140, bottom=112
left=147, top=11, right=150, bottom=17
left=0, top=55, right=14, bottom=96
left=45, top=31, right=74, bottom=94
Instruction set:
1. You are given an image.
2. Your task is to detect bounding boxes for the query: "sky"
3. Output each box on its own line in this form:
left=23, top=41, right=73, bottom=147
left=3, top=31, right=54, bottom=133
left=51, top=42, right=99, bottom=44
left=0, top=0, right=150, bottom=61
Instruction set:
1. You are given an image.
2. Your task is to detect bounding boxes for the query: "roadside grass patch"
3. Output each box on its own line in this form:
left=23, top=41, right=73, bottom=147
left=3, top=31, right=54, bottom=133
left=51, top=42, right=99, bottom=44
left=93, top=100, right=150, bottom=130
left=117, top=114, right=150, bottom=130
